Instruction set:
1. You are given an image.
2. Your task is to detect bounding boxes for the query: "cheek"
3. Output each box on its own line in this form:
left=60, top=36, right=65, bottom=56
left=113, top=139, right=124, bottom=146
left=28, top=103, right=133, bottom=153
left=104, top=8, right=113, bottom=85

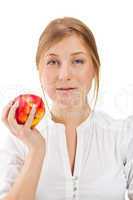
left=80, top=67, right=95, bottom=91
left=47, top=87, right=57, bottom=100
left=43, top=69, right=56, bottom=83
left=41, top=68, right=57, bottom=86
left=80, top=71, right=94, bottom=85
left=40, top=70, right=57, bottom=98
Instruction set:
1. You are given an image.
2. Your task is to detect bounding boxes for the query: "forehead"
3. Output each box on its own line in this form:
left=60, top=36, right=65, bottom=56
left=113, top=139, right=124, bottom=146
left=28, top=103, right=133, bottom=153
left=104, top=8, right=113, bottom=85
left=44, top=35, right=90, bottom=57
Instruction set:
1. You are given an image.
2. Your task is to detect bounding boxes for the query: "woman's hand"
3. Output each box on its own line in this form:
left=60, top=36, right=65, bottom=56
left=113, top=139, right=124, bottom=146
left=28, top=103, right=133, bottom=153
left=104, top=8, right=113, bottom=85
left=1, top=99, right=46, bottom=153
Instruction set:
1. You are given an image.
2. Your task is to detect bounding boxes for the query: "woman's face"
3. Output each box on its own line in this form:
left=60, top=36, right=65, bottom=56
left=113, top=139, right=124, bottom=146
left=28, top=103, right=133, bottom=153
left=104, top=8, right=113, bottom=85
left=38, top=34, right=95, bottom=110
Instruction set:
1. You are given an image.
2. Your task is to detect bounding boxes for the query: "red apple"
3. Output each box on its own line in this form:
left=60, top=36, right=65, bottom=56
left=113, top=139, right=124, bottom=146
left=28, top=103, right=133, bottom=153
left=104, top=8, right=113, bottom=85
left=13, top=94, right=45, bottom=128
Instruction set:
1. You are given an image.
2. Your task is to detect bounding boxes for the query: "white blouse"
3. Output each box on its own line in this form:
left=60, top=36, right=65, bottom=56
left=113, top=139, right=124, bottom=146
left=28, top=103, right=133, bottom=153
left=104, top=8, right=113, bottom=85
left=0, top=109, right=133, bottom=200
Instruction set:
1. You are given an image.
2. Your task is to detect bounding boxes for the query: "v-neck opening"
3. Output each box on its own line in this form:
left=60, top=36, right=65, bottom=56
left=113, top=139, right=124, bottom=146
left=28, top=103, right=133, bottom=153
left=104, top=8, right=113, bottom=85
left=64, top=128, right=78, bottom=177
left=47, top=109, right=95, bottom=179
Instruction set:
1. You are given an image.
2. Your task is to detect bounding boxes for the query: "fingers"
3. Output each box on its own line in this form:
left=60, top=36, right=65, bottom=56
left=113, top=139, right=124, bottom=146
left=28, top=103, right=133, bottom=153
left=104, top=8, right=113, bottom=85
left=1, top=99, right=15, bottom=122
left=8, top=100, right=21, bottom=132
left=2, top=100, right=36, bottom=136
left=24, top=105, right=36, bottom=129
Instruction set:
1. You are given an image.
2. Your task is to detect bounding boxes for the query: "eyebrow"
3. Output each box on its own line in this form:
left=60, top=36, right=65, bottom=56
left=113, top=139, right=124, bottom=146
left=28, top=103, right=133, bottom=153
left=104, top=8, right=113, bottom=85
left=46, top=51, right=86, bottom=57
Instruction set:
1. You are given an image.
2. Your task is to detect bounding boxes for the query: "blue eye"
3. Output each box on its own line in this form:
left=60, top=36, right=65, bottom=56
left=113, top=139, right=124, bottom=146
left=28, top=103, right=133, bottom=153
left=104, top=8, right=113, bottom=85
left=74, top=59, right=84, bottom=64
left=47, top=59, right=84, bottom=66
left=47, top=60, right=59, bottom=65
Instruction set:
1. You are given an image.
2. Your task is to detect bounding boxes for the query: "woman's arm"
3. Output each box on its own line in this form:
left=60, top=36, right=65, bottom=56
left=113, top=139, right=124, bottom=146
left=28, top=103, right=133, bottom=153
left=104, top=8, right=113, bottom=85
left=2, top=148, right=45, bottom=200
left=1, top=99, right=46, bottom=200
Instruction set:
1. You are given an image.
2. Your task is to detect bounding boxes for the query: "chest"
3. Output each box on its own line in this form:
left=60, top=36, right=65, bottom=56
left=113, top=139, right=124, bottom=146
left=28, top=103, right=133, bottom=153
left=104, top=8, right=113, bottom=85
left=37, top=126, right=128, bottom=200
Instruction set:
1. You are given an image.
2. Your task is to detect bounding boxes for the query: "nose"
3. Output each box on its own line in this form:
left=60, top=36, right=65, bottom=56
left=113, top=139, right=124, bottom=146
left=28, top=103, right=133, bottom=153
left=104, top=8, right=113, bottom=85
left=58, top=62, right=72, bottom=80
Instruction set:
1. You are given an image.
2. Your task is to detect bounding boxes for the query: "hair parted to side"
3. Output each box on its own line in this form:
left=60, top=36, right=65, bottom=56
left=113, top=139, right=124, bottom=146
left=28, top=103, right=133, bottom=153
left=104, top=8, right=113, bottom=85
left=35, top=16, right=101, bottom=109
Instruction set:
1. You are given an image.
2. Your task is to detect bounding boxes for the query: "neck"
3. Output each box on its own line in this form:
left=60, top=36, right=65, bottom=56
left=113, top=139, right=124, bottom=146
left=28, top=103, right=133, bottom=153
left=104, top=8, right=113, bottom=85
left=50, top=103, right=92, bottom=129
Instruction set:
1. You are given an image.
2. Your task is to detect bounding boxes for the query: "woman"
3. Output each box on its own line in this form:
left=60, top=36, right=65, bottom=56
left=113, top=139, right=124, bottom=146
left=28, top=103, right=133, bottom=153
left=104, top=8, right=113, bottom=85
left=0, top=16, right=133, bottom=200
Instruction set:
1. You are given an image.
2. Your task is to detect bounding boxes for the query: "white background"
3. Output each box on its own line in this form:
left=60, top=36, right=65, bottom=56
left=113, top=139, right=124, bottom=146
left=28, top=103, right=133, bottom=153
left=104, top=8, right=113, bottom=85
left=0, top=0, right=133, bottom=199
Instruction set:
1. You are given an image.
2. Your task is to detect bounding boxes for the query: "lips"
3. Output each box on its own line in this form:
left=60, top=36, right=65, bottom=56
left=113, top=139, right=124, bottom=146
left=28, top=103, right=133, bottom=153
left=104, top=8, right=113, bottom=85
left=56, top=88, right=76, bottom=90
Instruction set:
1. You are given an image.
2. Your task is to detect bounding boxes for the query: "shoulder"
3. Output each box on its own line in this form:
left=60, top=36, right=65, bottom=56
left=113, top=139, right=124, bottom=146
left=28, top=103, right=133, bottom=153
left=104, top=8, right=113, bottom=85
left=93, top=109, right=125, bottom=132
left=94, top=110, right=133, bottom=149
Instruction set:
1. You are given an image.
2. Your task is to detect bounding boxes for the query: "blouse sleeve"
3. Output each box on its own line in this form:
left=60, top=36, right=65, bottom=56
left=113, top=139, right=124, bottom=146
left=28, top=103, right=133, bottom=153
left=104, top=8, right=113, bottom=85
left=120, top=115, right=133, bottom=199
left=0, top=131, right=28, bottom=199
left=0, top=116, right=47, bottom=199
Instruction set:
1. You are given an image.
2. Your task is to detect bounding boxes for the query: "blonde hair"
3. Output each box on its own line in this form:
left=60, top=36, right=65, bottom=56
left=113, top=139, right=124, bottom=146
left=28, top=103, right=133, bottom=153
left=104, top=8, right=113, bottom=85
left=36, top=16, right=101, bottom=109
